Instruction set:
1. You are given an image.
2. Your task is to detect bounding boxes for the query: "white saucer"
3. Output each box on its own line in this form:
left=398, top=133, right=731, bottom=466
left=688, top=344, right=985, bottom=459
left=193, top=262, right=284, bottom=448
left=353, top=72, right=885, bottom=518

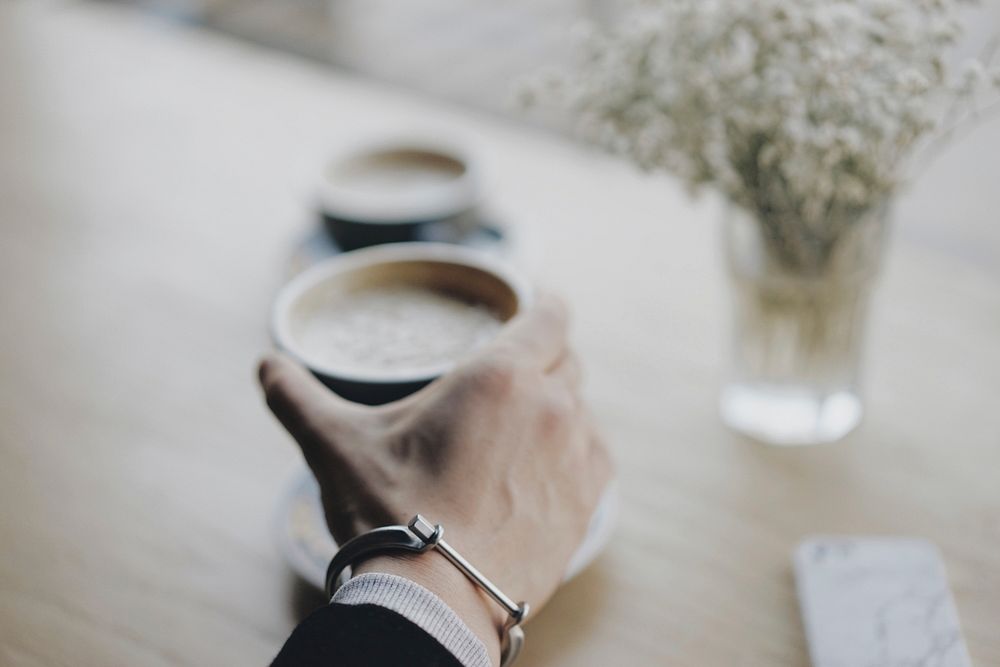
left=273, top=462, right=618, bottom=589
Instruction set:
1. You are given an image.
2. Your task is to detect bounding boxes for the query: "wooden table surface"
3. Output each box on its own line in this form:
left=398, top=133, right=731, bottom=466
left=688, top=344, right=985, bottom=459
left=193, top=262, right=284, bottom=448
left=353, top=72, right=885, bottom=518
left=2, top=3, right=998, bottom=666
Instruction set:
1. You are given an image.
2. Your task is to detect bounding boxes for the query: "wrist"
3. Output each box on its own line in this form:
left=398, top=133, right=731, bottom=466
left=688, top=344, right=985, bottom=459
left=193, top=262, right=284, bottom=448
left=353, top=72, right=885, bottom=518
left=354, top=553, right=504, bottom=666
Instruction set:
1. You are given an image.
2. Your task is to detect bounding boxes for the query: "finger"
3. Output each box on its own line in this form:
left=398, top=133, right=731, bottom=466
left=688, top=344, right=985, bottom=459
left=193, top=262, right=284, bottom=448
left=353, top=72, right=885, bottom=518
left=486, top=291, right=568, bottom=371
left=257, top=353, right=355, bottom=454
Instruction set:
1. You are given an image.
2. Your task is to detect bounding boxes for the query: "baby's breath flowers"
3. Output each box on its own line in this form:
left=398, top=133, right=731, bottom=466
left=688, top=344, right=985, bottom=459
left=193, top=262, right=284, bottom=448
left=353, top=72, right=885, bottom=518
left=525, top=0, right=999, bottom=272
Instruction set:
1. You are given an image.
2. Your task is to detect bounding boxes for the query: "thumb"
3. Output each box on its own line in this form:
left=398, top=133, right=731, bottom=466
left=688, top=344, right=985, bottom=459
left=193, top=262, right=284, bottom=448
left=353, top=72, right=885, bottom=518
left=257, top=353, right=358, bottom=456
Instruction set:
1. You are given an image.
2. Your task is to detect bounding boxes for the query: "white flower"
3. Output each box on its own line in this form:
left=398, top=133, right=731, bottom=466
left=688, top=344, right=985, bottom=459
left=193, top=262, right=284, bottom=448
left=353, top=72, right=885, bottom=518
left=528, top=0, right=1000, bottom=254
left=959, top=59, right=987, bottom=93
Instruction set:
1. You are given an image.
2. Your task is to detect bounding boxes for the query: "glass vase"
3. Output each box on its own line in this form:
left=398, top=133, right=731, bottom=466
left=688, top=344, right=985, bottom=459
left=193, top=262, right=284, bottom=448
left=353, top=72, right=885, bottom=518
left=720, top=204, right=888, bottom=446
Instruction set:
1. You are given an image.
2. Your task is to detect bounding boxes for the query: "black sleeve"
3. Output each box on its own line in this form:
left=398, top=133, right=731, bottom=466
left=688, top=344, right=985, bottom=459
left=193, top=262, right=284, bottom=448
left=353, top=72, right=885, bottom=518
left=271, top=602, right=465, bottom=667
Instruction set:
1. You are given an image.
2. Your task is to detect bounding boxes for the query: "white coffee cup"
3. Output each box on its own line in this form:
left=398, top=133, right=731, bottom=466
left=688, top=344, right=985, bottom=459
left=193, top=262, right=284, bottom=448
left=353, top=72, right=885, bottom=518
left=272, top=243, right=531, bottom=404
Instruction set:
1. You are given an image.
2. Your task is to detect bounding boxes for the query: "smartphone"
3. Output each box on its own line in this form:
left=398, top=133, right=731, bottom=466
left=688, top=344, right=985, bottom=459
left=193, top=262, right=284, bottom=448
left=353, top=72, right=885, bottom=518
left=793, top=536, right=972, bottom=667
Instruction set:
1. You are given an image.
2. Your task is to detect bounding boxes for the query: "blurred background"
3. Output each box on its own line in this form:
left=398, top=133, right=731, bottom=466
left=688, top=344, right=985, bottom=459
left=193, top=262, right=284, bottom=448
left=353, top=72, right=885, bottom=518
left=105, top=0, right=1000, bottom=117
left=104, top=0, right=604, bottom=114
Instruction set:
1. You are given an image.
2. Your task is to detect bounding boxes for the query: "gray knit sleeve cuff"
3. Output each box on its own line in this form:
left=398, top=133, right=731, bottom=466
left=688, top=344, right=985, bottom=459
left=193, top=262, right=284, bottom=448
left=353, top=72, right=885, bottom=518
left=332, top=572, right=492, bottom=667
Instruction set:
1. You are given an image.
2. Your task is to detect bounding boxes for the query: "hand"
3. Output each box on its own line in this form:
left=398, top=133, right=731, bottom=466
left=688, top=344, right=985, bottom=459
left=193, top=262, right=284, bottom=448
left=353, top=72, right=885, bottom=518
left=258, top=294, right=613, bottom=663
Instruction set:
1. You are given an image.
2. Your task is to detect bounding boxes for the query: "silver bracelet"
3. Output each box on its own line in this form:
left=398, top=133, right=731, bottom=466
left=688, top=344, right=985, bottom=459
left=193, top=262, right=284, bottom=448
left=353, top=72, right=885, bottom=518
left=326, top=514, right=529, bottom=667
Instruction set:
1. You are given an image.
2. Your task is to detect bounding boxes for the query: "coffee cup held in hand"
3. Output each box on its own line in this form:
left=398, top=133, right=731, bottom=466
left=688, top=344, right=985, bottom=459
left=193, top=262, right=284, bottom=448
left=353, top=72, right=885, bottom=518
left=272, top=243, right=530, bottom=404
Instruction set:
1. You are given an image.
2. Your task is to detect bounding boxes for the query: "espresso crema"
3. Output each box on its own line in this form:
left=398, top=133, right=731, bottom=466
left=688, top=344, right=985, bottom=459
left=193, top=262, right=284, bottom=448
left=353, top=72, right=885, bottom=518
left=297, top=285, right=502, bottom=374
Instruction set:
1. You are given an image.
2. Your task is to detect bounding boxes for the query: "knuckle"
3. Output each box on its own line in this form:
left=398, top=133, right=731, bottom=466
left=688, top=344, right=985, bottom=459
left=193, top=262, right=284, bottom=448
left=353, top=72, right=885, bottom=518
left=467, top=357, right=520, bottom=396
left=539, top=393, right=573, bottom=432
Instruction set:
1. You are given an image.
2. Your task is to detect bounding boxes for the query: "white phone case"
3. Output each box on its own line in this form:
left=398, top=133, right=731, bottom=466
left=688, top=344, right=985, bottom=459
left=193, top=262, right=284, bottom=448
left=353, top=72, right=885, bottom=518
left=794, top=537, right=972, bottom=667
